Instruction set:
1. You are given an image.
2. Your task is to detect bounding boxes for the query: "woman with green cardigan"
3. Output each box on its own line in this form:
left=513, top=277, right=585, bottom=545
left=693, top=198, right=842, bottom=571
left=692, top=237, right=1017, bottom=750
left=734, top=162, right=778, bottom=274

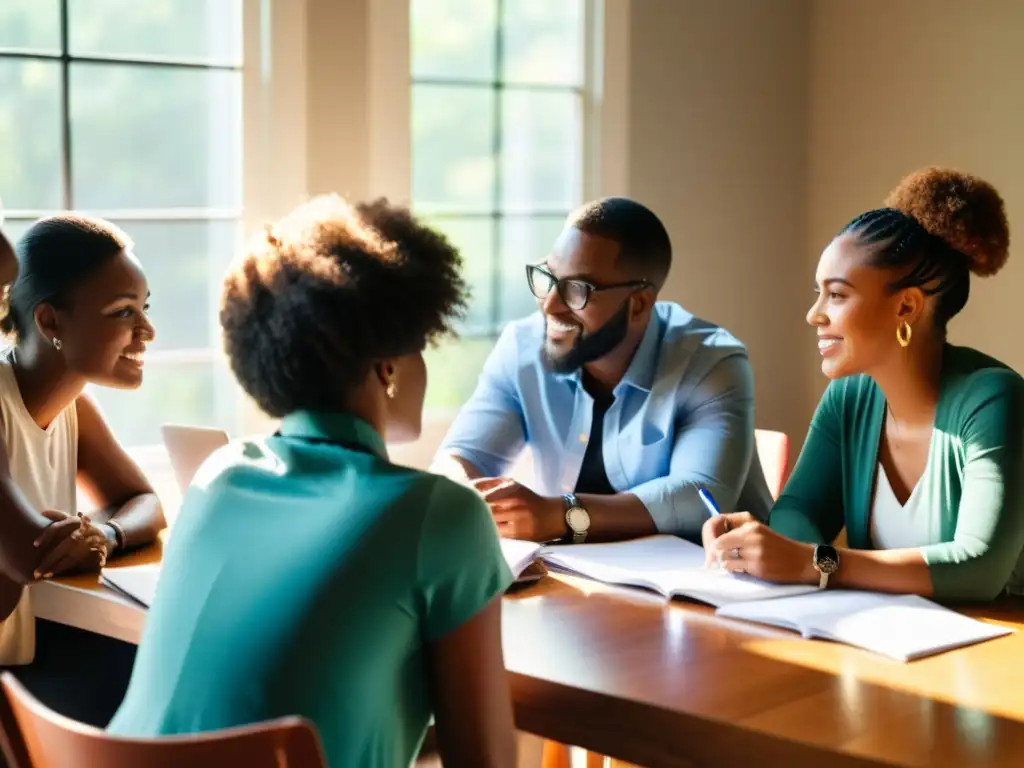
left=703, top=168, right=1024, bottom=602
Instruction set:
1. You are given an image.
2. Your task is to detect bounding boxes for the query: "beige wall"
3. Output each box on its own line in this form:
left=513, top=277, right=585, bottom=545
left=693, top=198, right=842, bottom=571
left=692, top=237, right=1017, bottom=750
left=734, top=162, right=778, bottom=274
left=627, top=0, right=814, bottom=453
left=282, top=0, right=1024, bottom=469
left=807, top=0, right=1024, bottom=400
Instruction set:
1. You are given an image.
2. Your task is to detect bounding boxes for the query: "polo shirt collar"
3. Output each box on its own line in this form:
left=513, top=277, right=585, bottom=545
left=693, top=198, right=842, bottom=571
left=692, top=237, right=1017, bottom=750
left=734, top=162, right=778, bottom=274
left=277, top=411, right=388, bottom=459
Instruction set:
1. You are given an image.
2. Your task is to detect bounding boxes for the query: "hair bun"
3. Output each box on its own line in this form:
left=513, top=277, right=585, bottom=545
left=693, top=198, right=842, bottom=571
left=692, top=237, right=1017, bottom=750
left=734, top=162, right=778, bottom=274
left=884, top=167, right=1009, bottom=277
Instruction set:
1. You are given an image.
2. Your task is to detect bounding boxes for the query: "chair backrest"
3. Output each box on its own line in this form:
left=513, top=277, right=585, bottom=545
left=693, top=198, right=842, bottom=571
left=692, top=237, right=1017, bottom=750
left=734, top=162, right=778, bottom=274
left=0, top=673, right=326, bottom=768
left=755, top=429, right=790, bottom=500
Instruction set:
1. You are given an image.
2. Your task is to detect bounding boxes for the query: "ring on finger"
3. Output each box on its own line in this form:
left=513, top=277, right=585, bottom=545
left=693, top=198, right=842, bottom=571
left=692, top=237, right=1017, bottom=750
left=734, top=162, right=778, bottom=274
left=730, top=547, right=741, bottom=560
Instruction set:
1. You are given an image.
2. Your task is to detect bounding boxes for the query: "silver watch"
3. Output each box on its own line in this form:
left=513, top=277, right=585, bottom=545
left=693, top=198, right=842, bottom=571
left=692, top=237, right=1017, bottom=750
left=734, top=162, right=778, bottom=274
left=563, top=493, right=590, bottom=544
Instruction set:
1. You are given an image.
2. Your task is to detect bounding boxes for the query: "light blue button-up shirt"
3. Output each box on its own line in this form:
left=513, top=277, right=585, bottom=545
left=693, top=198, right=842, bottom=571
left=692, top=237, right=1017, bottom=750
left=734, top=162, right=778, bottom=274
left=437, top=302, right=772, bottom=539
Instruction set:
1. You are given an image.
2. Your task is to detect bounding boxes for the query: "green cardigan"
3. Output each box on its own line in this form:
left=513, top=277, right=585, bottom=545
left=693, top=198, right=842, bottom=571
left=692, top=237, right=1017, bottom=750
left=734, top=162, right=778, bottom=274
left=770, top=345, right=1024, bottom=601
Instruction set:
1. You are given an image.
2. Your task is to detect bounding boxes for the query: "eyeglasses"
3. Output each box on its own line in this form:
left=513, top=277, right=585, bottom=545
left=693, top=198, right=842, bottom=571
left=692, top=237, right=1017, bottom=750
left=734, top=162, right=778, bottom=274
left=525, top=264, right=650, bottom=311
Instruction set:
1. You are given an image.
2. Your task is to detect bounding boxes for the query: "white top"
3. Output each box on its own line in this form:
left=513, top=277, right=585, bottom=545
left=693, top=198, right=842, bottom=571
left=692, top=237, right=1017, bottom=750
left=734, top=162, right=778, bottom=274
left=869, top=461, right=940, bottom=550
left=0, top=349, right=78, bottom=664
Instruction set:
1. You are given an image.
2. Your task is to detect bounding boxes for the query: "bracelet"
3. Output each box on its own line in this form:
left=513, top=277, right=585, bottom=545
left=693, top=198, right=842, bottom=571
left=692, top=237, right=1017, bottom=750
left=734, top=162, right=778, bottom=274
left=107, top=520, right=128, bottom=551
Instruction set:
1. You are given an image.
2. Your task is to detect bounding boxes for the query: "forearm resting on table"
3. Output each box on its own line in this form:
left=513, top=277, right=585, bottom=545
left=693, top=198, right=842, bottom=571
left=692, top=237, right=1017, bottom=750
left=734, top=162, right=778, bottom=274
left=575, top=492, right=656, bottom=542
left=0, top=476, right=63, bottom=584
left=830, top=546, right=933, bottom=596
left=88, top=492, right=165, bottom=552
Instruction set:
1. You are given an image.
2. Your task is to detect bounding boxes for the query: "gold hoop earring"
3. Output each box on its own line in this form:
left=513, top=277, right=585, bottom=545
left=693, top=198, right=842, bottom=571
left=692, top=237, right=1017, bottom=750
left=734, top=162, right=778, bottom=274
left=896, top=321, right=912, bottom=348
left=51, top=337, right=62, bottom=351
left=385, top=380, right=397, bottom=399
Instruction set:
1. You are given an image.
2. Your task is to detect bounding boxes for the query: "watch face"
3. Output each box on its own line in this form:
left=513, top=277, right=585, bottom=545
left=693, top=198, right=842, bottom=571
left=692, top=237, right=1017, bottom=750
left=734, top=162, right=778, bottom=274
left=566, top=507, right=590, bottom=534
left=814, top=545, right=840, bottom=574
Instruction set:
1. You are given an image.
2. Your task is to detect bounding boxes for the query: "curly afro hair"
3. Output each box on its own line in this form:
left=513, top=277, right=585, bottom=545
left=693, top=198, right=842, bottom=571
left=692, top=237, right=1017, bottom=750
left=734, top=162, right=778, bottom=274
left=839, top=167, right=1010, bottom=329
left=885, top=167, right=1009, bottom=278
left=220, top=194, right=468, bottom=418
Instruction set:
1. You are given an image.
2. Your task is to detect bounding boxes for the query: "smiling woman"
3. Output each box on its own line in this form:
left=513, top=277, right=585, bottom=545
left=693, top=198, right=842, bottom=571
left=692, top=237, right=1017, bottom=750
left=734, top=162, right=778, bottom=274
left=702, top=167, right=1024, bottom=604
left=0, top=215, right=165, bottom=724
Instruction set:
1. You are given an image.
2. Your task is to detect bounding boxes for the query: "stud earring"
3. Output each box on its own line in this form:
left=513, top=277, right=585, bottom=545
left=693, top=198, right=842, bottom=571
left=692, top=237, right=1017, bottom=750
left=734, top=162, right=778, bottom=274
left=896, top=321, right=912, bottom=348
left=52, top=337, right=62, bottom=351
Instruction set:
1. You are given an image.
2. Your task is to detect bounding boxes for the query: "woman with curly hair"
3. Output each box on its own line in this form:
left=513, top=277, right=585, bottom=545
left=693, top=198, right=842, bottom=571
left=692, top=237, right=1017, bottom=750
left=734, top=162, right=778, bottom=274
left=703, top=168, right=1024, bottom=602
left=109, top=196, right=516, bottom=768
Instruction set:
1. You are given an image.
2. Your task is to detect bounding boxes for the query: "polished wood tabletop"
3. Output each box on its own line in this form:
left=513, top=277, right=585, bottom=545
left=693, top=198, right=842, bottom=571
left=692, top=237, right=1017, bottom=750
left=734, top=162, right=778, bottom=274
left=503, top=575, right=1024, bottom=767
left=32, top=542, right=1024, bottom=768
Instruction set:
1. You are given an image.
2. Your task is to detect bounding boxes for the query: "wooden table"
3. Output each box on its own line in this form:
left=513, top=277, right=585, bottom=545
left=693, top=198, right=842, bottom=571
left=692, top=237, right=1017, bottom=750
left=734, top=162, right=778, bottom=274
left=30, top=544, right=1024, bottom=768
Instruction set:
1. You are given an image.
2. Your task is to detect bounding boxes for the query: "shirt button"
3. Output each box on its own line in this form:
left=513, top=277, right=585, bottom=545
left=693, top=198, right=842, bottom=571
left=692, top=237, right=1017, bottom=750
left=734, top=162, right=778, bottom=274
left=579, top=433, right=588, bottom=444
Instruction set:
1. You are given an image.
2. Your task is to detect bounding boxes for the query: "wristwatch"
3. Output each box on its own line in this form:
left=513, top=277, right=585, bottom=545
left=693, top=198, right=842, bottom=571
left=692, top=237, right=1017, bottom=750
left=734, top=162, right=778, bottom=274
left=813, top=544, right=840, bottom=589
left=563, top=493, right=591, bottom=544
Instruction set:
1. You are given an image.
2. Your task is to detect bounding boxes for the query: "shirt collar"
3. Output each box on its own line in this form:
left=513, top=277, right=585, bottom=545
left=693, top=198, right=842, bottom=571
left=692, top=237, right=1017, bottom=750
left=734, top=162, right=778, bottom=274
left=277, top=411, right=388, bottom=459
left=619, top=312, right=662, bottom=393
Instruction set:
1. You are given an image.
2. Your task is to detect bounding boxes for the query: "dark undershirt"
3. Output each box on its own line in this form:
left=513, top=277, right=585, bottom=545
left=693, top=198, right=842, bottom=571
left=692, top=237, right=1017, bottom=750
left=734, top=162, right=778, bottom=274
left=574, top=390, right=616, bottom=496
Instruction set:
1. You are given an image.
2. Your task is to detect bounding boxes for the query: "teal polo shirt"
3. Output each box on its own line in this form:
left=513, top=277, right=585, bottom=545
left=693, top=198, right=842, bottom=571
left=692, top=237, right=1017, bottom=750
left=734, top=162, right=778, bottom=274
left=109, top=411, right=513, bottom=767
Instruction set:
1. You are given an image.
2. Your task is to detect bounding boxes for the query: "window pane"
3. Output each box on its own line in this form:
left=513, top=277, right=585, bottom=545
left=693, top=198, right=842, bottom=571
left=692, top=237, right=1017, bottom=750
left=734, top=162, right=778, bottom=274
left=109, top=219, right=239, bottom=352
left=502, top=0, right=584, bottom=86
left=500, top=215, right=565, bottom=324
left=69, top=0, right=243, bottom=64
left=411, top=0, right=496, bottom=82
left=0, top=60, right=62, bottom=210
left=423, top=336, right=494, bottom=410
left=87, top=359, right=239, bottom=448
left=0, top=0, right=60, bottom=53
left=1, top=220, right=34, bottom=248
left=71, top=63, right=242, bottom=210
left=412, top=85, right=495, bottom=214
left=501, top=90, right=582, bottom=212
left=422, top=215, right=494, bottom=333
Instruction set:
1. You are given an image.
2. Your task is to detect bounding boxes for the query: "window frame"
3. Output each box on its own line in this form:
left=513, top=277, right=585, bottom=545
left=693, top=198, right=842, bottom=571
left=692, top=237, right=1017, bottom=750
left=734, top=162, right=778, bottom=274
left=0, top=0, right=245, bottom=449
left=410, top=0, right=591, bottom=337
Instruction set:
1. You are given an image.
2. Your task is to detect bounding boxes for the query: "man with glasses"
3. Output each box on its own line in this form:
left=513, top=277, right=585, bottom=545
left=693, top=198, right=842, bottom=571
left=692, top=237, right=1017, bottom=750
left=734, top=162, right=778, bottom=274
left=432, top=197, right=771, bottom=543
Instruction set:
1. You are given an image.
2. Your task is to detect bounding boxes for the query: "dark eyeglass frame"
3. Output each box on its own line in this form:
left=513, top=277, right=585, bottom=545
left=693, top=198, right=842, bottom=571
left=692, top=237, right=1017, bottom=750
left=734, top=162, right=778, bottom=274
left=525, top=263, right=651, bottom=310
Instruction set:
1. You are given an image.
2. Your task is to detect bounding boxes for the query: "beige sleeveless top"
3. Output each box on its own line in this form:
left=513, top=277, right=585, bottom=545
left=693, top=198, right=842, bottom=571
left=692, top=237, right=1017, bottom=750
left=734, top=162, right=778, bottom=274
left=0, top=349, right=78, bottom=664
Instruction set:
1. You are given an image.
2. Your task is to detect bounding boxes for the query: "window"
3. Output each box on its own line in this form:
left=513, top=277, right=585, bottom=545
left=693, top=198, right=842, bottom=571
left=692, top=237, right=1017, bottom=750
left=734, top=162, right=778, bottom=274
left=0, top=0, right=244, bottom=448
left=410, top=0, right=586, bottom=409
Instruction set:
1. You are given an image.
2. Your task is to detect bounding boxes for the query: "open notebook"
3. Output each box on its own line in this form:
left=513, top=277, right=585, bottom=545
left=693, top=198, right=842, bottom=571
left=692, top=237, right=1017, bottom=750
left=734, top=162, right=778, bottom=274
left=716, top=590, right=1013, bottom=661
left=101, top=564, right=161, bottom=608
left=529, top=535, right=818, bottom=606
left=504, top=534, right=1013, bottom=661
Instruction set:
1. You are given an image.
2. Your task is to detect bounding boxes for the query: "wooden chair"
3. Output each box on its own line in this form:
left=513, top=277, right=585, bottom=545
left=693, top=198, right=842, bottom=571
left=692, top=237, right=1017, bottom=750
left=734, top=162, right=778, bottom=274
left=0, top=673, right=326, bottom=768
left=754, top=428, right=791, bottom=500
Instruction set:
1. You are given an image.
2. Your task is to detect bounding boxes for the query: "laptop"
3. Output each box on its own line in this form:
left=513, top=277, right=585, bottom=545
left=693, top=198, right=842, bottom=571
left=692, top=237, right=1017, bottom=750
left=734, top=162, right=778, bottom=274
left=160, top=423, right=230, bottom=494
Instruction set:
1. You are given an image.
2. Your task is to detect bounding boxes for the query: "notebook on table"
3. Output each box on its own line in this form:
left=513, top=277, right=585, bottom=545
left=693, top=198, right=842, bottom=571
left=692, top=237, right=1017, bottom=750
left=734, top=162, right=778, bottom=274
left=715, top=590, right=1013, bottom=662
left=101, top=564, right=161, bottom=608
left=534, top=535, right=818, bottom=606
left=503, top=534, right=1013, bottom=661
left=500, top=538, right=546, bottom=583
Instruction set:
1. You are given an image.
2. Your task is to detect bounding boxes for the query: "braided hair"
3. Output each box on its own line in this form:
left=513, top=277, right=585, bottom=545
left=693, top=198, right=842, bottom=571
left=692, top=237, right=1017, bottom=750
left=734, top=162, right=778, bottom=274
left=219, top=195, right=468, bottom=418
left=840, top=168, right=1009, bottom=329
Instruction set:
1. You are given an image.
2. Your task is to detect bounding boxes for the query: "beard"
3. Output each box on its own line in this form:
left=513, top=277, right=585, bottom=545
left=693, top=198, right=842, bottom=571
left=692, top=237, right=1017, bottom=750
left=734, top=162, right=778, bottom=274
left=542, top=300, right=631, bottom=374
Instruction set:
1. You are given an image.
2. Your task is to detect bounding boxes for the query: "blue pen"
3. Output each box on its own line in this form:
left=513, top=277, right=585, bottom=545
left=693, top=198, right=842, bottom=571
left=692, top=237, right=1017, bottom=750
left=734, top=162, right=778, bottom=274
left=698, top=487, right=722, bottom=568
left=698, top=487, right=721, bottom=517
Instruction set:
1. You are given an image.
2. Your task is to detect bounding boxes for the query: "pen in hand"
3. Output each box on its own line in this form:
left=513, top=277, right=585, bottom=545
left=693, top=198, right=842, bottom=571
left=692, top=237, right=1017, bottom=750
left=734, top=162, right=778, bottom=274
left=698, top=487, right=722, bottom=569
